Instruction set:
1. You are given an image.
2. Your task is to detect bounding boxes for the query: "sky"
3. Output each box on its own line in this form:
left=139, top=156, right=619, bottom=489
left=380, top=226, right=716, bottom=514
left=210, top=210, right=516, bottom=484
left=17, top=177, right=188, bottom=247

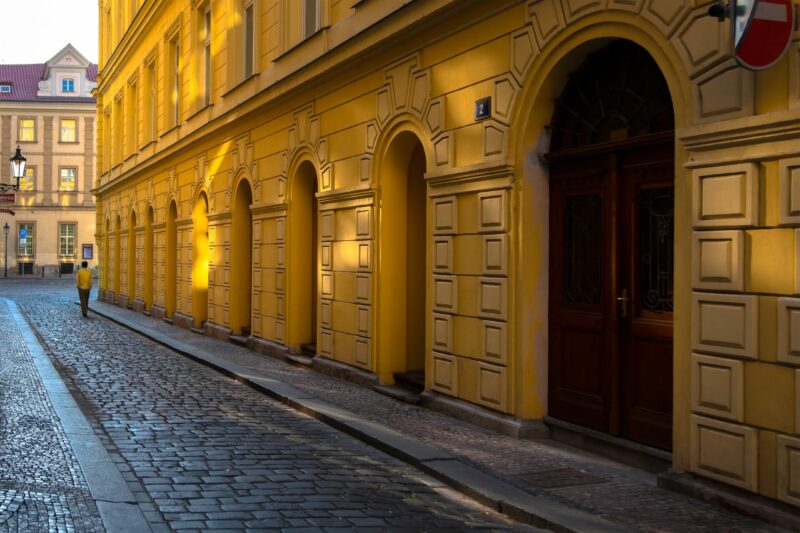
left=0, top=0, right=98, bottom=64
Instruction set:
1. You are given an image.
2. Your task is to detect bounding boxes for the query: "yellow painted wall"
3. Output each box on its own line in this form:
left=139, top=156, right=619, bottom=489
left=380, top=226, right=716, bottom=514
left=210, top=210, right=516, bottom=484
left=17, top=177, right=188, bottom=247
left=94, top=0, right=800, bottom=508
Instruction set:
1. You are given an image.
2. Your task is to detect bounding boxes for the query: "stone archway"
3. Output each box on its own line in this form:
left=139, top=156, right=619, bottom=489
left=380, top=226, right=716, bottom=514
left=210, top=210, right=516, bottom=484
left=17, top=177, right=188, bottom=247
left=287, top=160, right=318, bottom=354
left=546, top=40, right=675, bottom=450
left=377, top=130, right=427, bottom=389
left=166, top=200, right=178, bottom=318
left=230, top=179, right=253, bottom=336
left=192, top=192, right=210, bottom=329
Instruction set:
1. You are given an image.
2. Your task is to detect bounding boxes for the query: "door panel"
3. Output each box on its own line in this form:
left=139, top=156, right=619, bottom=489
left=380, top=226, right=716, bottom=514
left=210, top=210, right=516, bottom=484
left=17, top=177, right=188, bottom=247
left=549, top=159, right=612, bottom=433
left=619, top=150, right=674, bottom=450
left=549, top=142, right=673, bottom=450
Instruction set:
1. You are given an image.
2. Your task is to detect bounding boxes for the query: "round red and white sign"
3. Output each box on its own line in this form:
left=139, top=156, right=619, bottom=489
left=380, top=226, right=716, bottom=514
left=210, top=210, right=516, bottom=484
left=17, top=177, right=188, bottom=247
left=735, top=0, right=795, bottom=70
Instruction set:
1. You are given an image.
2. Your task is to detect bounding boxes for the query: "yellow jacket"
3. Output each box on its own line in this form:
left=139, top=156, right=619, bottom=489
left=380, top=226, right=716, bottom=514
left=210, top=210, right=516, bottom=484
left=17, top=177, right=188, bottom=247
left=76, top=268, right=92, bottom=290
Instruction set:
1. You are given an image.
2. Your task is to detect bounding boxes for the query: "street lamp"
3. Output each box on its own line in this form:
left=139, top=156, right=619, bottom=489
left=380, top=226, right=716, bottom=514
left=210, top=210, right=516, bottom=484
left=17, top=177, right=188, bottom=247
left=3, top=223, right=8, bottom=278
left=4, top=146, right=26, bottom=194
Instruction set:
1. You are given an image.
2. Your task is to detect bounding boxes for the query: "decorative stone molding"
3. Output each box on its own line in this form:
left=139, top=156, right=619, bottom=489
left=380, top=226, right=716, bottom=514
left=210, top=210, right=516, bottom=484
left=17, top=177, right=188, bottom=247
left=692, top=163, right=758, bottom=229
left=691, top=353, right=744, bottom=422
left=776, top=433, right=800, bottom=506
left=777, top=297, right=800, bottom=366
left=779, top=157, right=800, bottom=225
left=690, top=414, right=757, bottom=492
left=642, top=0, right=691, bottom=38
left=560, top=0, right=605, bottom=23
left=672, top=4, right=729, bottom=79
left=695, top=60, right=754, bottom=123
left=692, top=292, right=758, bottom=359
left=509, top=27, right=537, bottom=84
left=691, top=230, right=744, bottom=292
left=526, top=0, right=566, bottom=50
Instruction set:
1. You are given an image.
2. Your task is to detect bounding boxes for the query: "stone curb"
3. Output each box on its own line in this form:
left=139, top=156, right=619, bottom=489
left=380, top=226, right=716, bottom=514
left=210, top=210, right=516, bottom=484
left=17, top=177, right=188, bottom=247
left=9, top=299, right=152, bottom=533
left=86, top=301, right=631, bottom=532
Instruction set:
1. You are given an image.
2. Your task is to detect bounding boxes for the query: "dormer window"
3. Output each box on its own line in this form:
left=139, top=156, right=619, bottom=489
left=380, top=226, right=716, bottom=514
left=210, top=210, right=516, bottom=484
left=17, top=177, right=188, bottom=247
left=0, top=84, right=12, bottom=93
left=62, top=78, right=75, bottom=93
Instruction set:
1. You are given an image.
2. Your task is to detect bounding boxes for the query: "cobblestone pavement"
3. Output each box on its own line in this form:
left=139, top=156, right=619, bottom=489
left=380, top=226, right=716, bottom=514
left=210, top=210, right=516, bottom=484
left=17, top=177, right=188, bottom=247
left=0, top=296, right=104, bottom=532
left=7, top=280, right=530, bottom=532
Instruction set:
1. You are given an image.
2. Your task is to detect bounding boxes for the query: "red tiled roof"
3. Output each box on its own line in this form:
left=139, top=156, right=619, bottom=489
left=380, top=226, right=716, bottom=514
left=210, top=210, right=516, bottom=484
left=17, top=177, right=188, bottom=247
left=0, top=63, right=97, bottom=102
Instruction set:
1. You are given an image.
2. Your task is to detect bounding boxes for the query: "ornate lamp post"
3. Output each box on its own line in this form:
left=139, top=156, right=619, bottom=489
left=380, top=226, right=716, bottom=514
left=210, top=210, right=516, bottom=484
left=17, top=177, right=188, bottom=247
left=6, top=146, right=25, bottom=193
left=3, top=147, right=26, bottom=278
left=3, top=223, right=8, bottom=278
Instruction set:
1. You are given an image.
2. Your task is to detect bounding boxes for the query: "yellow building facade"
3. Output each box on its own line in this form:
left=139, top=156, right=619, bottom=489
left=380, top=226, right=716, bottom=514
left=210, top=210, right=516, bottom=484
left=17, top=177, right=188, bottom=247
left=95, top=0, right=800, bottom=507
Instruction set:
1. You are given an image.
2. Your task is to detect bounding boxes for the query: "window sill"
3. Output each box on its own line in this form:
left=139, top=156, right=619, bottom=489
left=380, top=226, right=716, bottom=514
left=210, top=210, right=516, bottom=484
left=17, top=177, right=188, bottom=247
left=159, top=124, right=180, bottom=138
left=275, top=26, right=328, bottom=60
left=222, top=73, right=259, bottom=98
left=58, top=141, right=80, bottom=145
left=187, top=102, right=214, bottom=122
left=139, top=139, right=156, bottom=151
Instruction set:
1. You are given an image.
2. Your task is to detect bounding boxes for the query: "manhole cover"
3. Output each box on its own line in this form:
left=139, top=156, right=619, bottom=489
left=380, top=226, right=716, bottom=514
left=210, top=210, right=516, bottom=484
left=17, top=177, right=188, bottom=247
left=516, top=467, right=608, bottom=489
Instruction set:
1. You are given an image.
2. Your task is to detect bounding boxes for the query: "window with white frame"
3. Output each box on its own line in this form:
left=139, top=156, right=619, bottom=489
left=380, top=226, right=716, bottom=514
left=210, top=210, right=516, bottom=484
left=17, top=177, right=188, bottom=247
left=60, top=118, right=77, bottom=142
left=62, top=78, right=75, bottom=93
left=59, top=223, right=76, bottom=256
left=18, top=223, right=34, bottom=256
left=60, top=168, right=77, bottom=191
left=18, top=118, right=35, bottom=142
left=19, top=167, right=34, bottom=191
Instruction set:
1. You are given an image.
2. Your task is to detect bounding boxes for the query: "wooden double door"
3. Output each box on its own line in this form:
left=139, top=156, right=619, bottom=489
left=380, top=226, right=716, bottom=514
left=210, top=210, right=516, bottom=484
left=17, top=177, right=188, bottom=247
left=548, top=136, right=674, bottom=450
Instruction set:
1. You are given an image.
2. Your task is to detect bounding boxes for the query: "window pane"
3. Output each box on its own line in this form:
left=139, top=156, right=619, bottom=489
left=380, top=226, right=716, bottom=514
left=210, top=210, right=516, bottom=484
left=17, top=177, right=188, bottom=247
left=244, top=4, right=254, bottom=78
left=60, top=223, right=76, bottom=256
left=18, top=119, right=34, bottom=141
left=60, top=168, right=77, bottom=191
left=18, top=223, right=33, bottom=256
left=62, top=78, right=75, bottom=92
left=60, top=119, right=77, bottom=142
left=19, top=168, right=34, bottom=191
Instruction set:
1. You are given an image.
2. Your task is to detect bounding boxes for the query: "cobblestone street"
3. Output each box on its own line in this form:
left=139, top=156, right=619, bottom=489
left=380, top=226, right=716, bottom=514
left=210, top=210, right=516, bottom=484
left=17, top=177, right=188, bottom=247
left=0, top=295, right=104, bottom=532
left=2, top=280, right=529, bottom=532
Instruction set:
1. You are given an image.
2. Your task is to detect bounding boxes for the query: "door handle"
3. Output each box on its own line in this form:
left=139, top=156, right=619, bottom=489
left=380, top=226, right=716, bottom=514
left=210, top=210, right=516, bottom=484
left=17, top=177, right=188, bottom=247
left=617, top=288, right=629, bottom=318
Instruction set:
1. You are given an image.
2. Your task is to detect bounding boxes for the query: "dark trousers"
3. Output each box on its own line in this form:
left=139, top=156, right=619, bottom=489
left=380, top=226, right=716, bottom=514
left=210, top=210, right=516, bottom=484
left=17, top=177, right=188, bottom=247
left=78, top=288, right=91, bottom=316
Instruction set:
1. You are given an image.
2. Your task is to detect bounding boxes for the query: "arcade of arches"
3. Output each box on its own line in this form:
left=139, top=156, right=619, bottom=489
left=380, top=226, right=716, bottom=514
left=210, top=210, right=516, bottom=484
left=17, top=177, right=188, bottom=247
left=94, top=1, right=800, bottom=509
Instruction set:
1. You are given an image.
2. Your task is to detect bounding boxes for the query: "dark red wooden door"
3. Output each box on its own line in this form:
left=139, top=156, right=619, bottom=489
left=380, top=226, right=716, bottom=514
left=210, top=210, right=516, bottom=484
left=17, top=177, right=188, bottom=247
left=548, top=139, right=673, bottom=450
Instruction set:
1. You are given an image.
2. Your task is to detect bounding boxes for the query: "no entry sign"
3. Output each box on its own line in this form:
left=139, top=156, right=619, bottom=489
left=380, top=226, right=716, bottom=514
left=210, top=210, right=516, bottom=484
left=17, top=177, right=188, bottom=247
left=735, top=0, right=795, bottom=70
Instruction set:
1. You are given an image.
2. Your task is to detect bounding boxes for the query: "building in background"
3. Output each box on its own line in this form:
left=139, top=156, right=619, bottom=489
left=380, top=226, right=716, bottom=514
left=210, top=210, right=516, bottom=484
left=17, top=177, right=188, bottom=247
left=94, top=0, right=800, bottom=513
left=0, top=44, right=97, bottom=277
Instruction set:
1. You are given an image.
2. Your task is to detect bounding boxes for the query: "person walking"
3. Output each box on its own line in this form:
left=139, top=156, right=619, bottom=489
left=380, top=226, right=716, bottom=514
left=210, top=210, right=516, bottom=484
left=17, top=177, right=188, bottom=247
left=76, top=261, right=92, bottom=317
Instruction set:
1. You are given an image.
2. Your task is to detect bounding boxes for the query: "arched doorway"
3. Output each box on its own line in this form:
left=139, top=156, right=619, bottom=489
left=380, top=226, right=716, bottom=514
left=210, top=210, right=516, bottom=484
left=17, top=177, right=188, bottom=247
left=192, top=192, right=209, bottom=328
left=378, top=131, right=427, bottom=389
left=287, top=160, right=318, bottom=354
left=128, top=209, right=136, bottom=305
left=547, top=40, right=675, bottom=450
left=230, top=179, right=252, bottom=336
left=166, top=200, right=178, bottom=318
left=114, top=215, right=121, bottom=300
left=144, top=207, right=154, bottom=312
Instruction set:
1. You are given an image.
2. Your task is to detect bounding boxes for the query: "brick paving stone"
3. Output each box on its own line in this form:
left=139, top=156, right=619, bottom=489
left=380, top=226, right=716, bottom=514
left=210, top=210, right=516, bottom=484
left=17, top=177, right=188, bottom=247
left=0, top=293, right=104, bottom=532
left=8, top=281, right=528, bottom=532
left=22, top=280, right=785, bottom=533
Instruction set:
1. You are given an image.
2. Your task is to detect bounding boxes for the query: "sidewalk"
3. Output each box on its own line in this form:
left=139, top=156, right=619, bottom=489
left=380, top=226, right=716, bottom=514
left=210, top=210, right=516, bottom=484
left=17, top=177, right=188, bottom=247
left=88, top=299, right=784, bottom=532
left=0, top=298, right=150, bottom=533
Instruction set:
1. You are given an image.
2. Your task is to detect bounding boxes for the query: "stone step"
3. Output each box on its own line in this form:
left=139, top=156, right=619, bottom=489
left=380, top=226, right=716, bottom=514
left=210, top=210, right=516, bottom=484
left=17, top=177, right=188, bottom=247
left=373, top=384, right=421, bottom=405
left=229, top=335, right=249, bottom=346
left=285, top=353, right=314, bottom=367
